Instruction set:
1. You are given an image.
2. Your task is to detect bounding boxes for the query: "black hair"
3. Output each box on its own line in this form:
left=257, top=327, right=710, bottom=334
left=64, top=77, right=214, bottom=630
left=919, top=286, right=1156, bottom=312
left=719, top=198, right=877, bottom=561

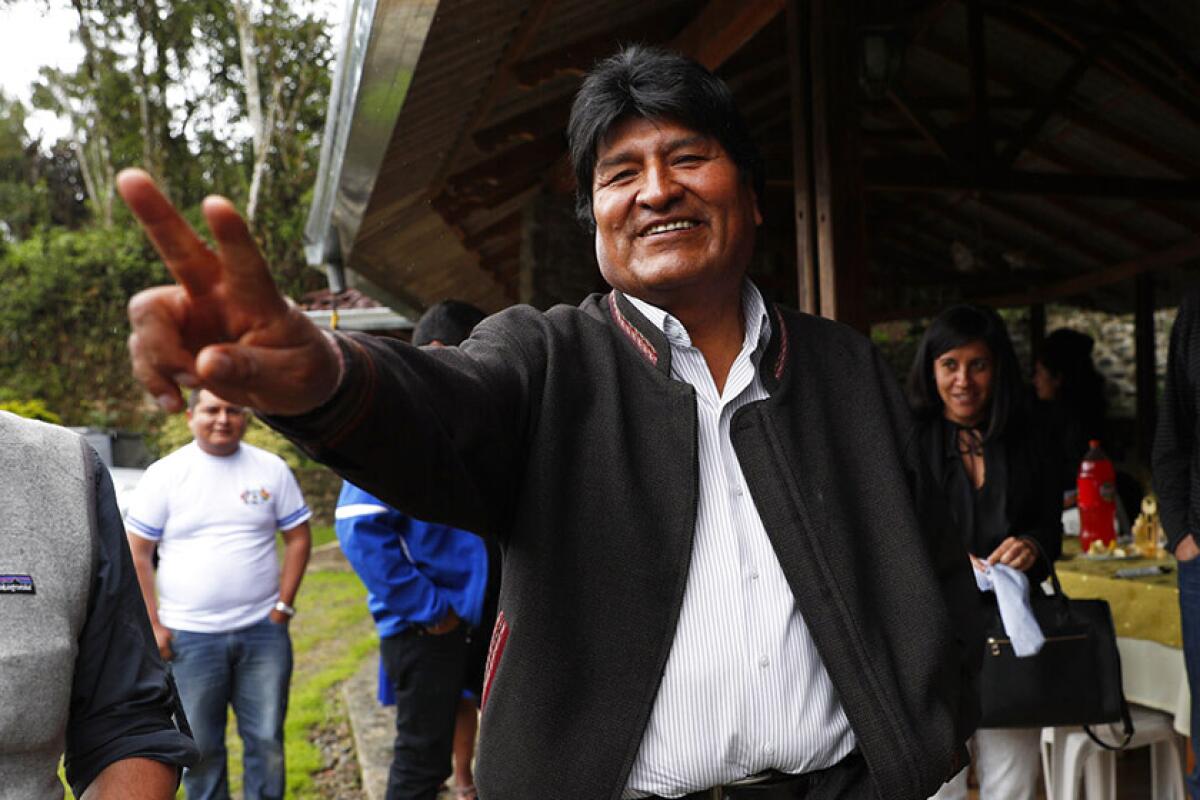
left=1037, top=327, right=1108, bottom=431
left=412, top=300, right=487, bottom=347
left=567, top=44, right=764, bottom=231
left=906, top=304, right=1027, bottom=441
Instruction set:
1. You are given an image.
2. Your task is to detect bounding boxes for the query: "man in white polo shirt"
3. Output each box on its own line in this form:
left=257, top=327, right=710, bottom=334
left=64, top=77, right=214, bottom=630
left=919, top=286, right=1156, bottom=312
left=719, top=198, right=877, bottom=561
left=127, top=389, right=312, bottom=800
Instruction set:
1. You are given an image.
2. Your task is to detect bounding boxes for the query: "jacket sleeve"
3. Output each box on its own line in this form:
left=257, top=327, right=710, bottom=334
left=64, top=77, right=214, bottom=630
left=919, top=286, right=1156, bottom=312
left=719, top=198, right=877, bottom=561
left=264, top=307, right=548, bottom=542
left=335, top=490, right=451, bottom=626
left=64, top=447, right=198, bottom=796
left=1154, top=294, right=1198, bottom=553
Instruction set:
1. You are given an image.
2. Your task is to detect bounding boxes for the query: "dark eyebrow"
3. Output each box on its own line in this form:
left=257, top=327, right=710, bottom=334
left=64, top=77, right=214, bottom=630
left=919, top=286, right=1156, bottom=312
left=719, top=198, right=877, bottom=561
left=594, top=134, right=713, bottom=174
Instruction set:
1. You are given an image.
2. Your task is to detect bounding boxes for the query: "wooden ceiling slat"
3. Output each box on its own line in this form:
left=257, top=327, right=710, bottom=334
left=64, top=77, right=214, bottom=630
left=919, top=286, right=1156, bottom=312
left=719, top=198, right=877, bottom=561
left=473, top=94, right=573, bottom=153
left=425, top=0, right=558, bottom=201
left=672, top=0, right=786, bottom=70
left=511, top=8, right=692, bottom=88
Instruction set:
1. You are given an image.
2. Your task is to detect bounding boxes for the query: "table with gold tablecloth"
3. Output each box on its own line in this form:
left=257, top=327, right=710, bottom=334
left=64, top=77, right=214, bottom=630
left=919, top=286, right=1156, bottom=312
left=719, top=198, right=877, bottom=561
left=1055, top=539, right=1189, bottom=736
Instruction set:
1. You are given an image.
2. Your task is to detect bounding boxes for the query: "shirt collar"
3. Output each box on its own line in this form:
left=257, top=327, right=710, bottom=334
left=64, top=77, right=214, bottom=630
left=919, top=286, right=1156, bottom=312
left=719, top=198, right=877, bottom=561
left=625, top=281, right=772, bottom=358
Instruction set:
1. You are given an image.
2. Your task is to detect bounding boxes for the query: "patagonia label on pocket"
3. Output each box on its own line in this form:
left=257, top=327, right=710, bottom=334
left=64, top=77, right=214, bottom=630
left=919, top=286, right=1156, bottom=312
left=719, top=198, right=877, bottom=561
left=0, top=575, right=35, bottom=594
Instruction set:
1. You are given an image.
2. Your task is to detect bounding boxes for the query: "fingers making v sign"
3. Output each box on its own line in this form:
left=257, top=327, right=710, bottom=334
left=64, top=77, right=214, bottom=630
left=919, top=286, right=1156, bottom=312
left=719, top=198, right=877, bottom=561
left=118, top=169, right=342, bottom=416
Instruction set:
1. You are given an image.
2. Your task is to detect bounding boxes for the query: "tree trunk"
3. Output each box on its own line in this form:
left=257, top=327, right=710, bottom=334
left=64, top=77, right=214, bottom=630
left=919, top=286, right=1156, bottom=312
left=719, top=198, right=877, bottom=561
left=232, top=0, right=270, bottom=222
left=68, top=0, right=116, bottom=226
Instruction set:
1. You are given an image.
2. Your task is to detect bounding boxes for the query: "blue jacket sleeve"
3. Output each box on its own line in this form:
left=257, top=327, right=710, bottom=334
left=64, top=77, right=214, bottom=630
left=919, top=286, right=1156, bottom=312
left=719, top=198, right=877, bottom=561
left=336, top=486, right=451, bottom=626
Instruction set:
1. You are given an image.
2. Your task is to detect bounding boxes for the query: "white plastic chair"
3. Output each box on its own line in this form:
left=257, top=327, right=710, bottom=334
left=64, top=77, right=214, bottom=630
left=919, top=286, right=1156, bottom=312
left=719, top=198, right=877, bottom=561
left=1040, top=705, right=1186, bottom=800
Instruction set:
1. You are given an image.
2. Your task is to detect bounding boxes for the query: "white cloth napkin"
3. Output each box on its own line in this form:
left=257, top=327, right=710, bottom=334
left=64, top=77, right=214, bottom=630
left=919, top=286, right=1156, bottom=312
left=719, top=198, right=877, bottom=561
left=974, top=562, right=1045, bottom=657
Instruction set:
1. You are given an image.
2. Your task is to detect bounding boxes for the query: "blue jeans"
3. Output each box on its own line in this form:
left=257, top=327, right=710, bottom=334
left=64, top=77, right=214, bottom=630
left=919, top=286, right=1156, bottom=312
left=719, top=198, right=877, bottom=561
left=1180, top=556, right=1200, bottom=799
left=170, top=616, right=293, bottom=800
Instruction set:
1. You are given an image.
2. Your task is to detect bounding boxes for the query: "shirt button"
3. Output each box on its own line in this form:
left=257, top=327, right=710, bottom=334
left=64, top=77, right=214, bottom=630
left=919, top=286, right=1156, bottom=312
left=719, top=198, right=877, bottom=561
left=750, top=569, right=760, bottom=580
left=732, top=484, right=744, bottom=496
left=758, top=655, right=770, bottom=668
left=764, top=744, right=776, bottom=755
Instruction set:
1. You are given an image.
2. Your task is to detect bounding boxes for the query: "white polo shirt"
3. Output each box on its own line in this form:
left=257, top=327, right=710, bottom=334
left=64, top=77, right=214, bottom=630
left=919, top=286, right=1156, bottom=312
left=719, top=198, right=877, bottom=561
left=127, top=441, right=311, bottom=632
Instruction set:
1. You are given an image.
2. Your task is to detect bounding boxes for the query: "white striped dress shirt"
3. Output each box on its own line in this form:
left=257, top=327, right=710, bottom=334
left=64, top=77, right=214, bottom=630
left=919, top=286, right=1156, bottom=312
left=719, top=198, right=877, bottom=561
left=622, top=283, right=856, bottom=798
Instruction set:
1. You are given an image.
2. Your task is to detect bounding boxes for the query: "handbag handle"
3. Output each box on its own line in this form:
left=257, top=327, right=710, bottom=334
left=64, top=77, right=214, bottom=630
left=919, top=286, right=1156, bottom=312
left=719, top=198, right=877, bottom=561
left=1021, top=536, right=1069, bottom=608
left=1023, top=536, right=1136, bottom=750
left=1085, top=707, right=1135, bottom=750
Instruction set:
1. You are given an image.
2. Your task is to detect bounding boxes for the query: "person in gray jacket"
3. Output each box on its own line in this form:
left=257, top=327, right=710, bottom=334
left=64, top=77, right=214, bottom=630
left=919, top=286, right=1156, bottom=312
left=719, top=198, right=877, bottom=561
left=0, top=412, right=197, bottom=799
left=118, top=46, right=978, bottom=800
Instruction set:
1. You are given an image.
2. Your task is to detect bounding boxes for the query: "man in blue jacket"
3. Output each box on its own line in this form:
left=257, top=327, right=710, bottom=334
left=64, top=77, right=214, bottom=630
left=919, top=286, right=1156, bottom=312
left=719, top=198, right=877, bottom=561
left=335, top=301, right=492, bottom=800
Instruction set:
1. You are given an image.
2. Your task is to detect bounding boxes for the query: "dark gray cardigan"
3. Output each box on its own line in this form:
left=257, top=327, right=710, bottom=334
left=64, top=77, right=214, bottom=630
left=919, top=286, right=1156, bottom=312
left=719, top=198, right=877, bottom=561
left=267, top=291, right=982, bottom=800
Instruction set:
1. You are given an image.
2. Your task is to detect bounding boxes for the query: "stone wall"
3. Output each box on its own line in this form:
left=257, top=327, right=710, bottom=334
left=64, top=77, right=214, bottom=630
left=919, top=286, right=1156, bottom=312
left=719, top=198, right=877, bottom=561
left=1041, top=305, right=1176, bottom=419
left=873, top=305, right=1177, bottom=420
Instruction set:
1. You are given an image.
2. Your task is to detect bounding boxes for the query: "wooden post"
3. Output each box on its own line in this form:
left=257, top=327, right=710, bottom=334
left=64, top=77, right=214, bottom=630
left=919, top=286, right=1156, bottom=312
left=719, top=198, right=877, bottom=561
left=809, top=0, right=868, bottom=330
left=787, top=0, right=818, bottom=315
left=1135, top=273, right=1156, bottom=468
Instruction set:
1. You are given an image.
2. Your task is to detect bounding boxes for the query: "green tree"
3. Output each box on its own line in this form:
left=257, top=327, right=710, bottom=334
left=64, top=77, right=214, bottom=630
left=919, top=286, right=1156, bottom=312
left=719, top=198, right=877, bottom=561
left=0, top=224, right=169, bottom=426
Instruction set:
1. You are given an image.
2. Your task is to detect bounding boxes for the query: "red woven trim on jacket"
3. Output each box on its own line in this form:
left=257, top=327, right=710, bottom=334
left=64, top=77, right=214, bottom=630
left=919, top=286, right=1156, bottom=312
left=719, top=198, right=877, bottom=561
left=608, top=293, right=658, bottom=366
left=773, top=307, right=789, bottom=380
left=321, top=334, right=378, bottom=449
left=480, top=610, right=510, bottom=710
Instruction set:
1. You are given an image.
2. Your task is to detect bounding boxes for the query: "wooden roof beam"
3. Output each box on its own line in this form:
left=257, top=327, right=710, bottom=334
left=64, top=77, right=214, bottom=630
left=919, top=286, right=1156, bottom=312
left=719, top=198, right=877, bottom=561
left=988, top=5, right=1200, bottom=132
left=1116, top=2, right=1200, bottom=100
left=511, top=9, right=693, bottom=89
left=671, top=0, right=786, bottom=70
left=886, top=89, right=961, bottom=162
left=919, top=37, right=1200, bottom=178
left=463, top=210, right=523, bottom=251
left=425, top=0, right=557, bottom=200
left=444, top=133, right=565, bottom=198
left=472, top=94, right=573, bottom=154
left=875, top=237, right=1200, bottom=320
left=865, top=157, right=1200, bottom=199
left=998, top=35, right=1107, bottom=166
left=1041, top=196, right=1159, bottom=252
left=970, top=195, right=1116, bottom=264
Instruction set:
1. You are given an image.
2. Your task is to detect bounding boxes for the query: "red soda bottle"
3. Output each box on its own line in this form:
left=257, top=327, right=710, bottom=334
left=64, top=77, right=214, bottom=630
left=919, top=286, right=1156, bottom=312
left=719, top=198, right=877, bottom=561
left=1077, top=439, right=1116, bottom=554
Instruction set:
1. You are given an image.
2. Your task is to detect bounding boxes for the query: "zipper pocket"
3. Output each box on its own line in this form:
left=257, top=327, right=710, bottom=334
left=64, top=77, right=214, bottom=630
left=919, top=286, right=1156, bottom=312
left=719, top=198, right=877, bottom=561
left=987, top=633, right=1089, bottom=656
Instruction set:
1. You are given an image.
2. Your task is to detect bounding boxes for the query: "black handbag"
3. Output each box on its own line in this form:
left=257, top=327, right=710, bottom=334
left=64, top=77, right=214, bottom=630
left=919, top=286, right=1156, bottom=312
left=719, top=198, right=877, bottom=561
left=977, top=546, right=1133, bottom=747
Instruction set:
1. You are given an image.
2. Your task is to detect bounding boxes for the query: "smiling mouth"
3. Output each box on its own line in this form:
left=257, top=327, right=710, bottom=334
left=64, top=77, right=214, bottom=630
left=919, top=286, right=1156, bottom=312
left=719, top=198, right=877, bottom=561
left=641, top=220, right=699, bottom=237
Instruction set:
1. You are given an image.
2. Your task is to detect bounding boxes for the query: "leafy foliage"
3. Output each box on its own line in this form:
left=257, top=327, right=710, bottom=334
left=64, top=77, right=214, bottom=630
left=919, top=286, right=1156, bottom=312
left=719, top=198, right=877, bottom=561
left=0, top=224, right=168, bottom=426
left=0, top=1, right=336, bottom=427
left=0, top=398, right=63, bottom=424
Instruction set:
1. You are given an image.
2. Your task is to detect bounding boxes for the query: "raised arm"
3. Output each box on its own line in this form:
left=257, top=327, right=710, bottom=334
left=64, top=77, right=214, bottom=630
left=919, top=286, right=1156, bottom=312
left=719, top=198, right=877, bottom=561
left=118, top=169, right=341, bottom=415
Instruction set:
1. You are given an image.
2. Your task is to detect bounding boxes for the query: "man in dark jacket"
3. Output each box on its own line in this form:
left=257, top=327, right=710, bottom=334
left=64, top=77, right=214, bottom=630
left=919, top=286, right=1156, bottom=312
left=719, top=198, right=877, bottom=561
left=119, top=46, right=979, bottom=800
left=1153, top=290, right=1200, bottom=799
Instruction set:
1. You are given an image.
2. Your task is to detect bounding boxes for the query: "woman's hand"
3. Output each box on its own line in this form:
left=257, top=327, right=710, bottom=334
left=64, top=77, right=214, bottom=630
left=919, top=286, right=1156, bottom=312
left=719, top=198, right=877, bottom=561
left=985, top=536, right=1037, bottom=572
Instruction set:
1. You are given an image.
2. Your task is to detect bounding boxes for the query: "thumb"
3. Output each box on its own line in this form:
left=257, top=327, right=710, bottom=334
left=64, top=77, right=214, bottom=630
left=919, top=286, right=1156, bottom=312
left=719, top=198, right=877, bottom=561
left=195, top=338, right=341, bottom=415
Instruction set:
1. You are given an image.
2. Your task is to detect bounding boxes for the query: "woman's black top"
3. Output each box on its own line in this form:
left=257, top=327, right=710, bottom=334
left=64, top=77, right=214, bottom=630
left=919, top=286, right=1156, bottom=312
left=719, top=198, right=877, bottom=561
left=915, top=415, right=1063, bottom=582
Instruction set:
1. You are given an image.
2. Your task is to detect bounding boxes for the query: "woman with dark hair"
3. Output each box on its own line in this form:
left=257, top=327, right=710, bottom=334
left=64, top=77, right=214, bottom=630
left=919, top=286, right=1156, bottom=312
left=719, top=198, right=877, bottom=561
left=1033, top=327, right=1109, bottom=496
left=908, top=305, right=1062, bottom=800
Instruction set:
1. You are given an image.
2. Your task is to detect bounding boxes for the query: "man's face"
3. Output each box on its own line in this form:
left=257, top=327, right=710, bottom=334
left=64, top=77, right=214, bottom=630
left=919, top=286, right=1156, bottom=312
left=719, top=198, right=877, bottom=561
left=187, top=390, right=248, bottom=456
left=590, top=116, right=761, bottom=309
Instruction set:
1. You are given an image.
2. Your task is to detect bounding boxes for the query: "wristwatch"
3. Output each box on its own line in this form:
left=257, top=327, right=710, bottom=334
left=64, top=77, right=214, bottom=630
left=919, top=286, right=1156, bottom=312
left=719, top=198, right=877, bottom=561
left=274, top=600, right=296, bottom=618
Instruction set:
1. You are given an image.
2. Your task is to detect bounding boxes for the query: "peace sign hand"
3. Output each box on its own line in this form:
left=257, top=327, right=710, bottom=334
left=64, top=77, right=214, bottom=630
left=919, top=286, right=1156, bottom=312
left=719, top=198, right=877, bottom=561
left=119, top=169, right=342, bottom=416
